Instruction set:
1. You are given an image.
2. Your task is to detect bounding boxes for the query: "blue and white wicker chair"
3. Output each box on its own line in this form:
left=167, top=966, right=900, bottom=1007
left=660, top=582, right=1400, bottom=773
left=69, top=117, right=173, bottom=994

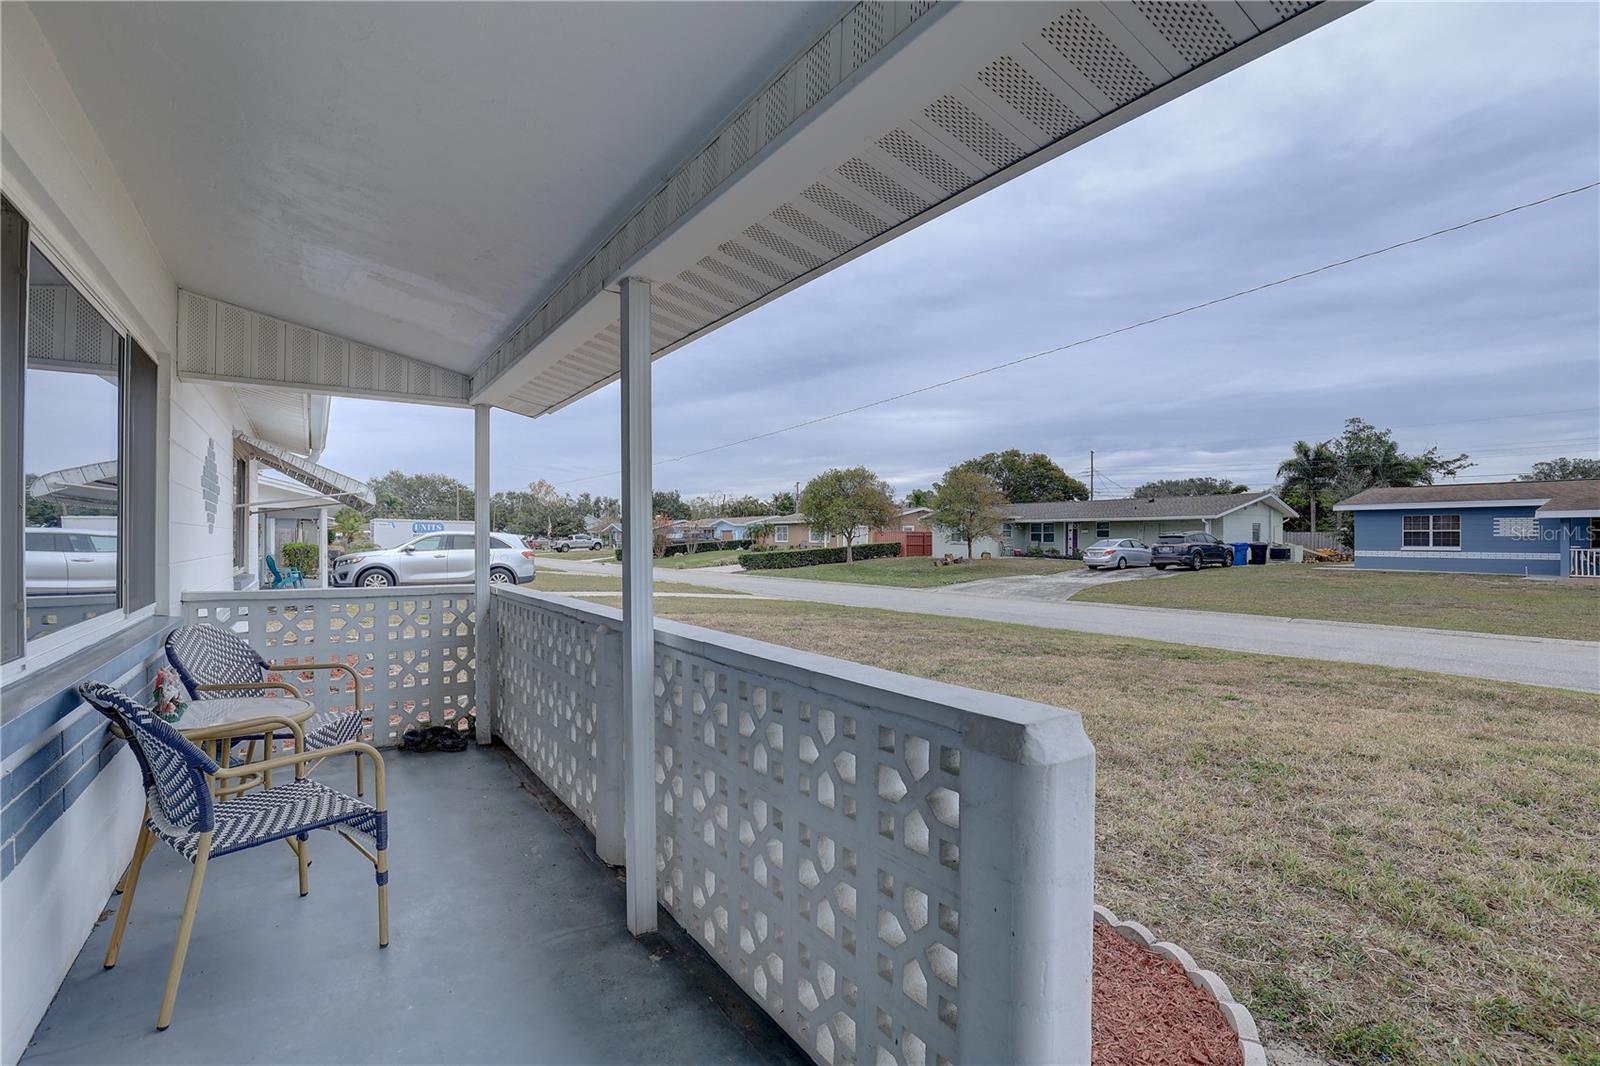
left=78, top=680, right=389, bottom=1032
left=164, top=623, right=368, bottom=794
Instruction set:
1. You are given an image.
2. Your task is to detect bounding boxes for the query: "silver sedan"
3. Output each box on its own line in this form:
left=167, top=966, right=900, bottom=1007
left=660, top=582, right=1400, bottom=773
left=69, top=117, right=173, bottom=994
left=1082, top=538, right=1152, bottom=570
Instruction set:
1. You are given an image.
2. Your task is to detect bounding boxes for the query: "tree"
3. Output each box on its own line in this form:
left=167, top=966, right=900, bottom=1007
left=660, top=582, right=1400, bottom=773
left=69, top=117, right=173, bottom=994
left=687, top=493, right=769, bottom=518
left=1276, top=440, right=1338, bottom=533
left=1520, top=457, right=1600, bottom=481
left=1130, top=477, right=1248, bottom=498
left=367, top=471, right=473, bottom=520
left=1331, top=418, right=1471, bottom=495
left=330, top=506, right=367, bottom=547
left=652, top=489, right=691, bottom=521
left=904, top=487, right=935, bottom=508
left=953, top=450, right=1087, bottom=503
left=745, top=520, right=775, bottom=544
left=930, top=469, right=1007, bottom=559
left=800, top=467, right=897, bottom=563
left=768, top=490, right=797, bottom=515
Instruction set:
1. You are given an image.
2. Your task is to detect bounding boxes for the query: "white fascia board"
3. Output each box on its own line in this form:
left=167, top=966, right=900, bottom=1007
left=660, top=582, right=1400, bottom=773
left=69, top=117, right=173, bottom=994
left=1334, top=498, right=1554, bottom=512
left=474, top=1, right=1362, bottom=413
left=1537, top=509, right=1600, bottom=518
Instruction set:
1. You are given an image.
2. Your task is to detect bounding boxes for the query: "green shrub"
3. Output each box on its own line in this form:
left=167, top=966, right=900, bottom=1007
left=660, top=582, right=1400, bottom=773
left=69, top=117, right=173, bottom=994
left=280, top=541, right=318, bottom=578
left=738, top=542, right=902, bottom=570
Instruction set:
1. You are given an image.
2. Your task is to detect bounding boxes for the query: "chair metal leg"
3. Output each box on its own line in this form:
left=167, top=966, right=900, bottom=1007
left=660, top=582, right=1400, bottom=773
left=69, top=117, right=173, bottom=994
left=298, top=833, right=310, bottom=896
left=156, top=837, right=210, bottom=1032
left=376, top=850, right=389, bottom=948
left=355, top=757, right=364, bottom=797
left=105, top=826, right=155, bottom=968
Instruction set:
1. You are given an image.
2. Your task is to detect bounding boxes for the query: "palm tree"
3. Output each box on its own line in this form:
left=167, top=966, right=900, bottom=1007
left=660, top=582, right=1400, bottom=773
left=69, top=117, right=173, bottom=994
left=1277, top=440, right=1337, bottom=534
left=331, top=506, right=367, bottom=548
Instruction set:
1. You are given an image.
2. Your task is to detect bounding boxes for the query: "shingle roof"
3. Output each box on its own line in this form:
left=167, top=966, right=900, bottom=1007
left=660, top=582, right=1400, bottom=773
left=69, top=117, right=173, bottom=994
left=1006, top=490, right=1294, bottom=522
left=1334, top=479, right=1600, bottom=513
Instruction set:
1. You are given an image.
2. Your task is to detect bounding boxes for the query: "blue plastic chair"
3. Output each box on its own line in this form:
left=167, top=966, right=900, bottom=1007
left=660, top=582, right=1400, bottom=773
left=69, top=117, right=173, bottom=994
left=265, top=555, right=303, bottom=588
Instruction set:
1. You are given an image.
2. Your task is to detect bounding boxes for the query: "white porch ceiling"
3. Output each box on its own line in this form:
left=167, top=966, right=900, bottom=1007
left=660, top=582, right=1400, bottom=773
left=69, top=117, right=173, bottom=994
left=26, top=1, right=844, bottom=374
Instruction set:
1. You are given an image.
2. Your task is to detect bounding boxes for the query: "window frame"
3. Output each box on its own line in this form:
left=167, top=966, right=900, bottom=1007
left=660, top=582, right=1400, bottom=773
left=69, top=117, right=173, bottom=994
left=10, top=229, right=131, bottom=664
left=1402, top=513, right=1462, bottom=550
left=1095, top=522, right=1110, bottom=540
left=774, top=525, right=789, bottom=543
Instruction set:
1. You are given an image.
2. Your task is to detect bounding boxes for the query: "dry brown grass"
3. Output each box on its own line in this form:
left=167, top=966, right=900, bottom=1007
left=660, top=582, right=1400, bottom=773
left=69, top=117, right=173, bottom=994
left=654, top=598, right=1600, bottom=1065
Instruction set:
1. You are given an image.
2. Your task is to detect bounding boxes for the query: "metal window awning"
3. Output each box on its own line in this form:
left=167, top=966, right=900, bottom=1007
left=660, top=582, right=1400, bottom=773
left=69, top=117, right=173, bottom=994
left=234, top=434, right=375, bottom=511
left=28, top=460, right=119, bottom=504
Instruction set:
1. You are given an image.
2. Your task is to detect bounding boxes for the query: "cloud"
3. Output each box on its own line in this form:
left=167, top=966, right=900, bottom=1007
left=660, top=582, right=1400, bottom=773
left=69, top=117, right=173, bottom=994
left=321, top=1, right=1599, bottom=501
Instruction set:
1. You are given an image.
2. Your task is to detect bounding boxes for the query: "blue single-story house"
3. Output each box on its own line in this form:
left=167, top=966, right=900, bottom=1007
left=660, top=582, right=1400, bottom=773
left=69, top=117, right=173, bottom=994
left=1335, top=480, right=1600, bottom=577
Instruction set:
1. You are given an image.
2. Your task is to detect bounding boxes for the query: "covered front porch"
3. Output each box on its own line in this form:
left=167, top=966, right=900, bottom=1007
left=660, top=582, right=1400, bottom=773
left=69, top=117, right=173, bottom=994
left=2, top=2, right=1357, bottom=1061
left=24, top=744, right=805, bottom=1065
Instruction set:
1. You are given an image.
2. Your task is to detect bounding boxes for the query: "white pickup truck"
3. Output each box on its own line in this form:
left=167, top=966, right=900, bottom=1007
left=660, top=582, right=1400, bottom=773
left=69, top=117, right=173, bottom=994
left=552, top=533, right=607, bottom=552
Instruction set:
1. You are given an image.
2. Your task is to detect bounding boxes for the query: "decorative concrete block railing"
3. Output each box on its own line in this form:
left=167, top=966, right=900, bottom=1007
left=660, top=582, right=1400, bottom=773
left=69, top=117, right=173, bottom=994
left=493, top=587, right=1096, bottom=1065
left=181, top=587, right=476, bottom=745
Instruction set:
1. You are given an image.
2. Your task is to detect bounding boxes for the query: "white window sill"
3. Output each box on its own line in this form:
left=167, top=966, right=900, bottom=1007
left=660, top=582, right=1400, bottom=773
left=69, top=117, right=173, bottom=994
left=1401, top=545, right=1461, bottom=551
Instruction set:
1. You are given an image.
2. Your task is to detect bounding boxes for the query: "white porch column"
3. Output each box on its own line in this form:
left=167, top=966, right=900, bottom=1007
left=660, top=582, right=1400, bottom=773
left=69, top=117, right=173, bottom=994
left=619, top=276, right=657, bottom=934
left=316, top=507, right=329, bottom=588
left=473, top=404, right=495, bottom=745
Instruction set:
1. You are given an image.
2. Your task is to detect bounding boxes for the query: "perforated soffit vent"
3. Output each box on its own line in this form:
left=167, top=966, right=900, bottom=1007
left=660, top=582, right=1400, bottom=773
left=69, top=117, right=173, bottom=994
left=177, top=290, right=472, bottom=406
left=474, top=0, right=1328, bottom=418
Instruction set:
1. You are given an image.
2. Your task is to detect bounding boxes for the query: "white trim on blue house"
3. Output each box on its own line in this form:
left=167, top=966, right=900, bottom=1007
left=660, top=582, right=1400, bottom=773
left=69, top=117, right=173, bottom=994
left=1357, top=550, right=1560, bottom=561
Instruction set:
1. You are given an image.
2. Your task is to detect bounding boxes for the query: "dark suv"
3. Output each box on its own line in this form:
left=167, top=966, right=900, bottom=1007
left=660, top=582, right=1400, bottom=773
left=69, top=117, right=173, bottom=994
left=1151, top=531, right=1234, bottom=571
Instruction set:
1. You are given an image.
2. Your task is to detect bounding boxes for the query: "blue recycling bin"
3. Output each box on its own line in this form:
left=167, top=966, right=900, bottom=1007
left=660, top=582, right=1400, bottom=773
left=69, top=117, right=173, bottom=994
left=1232, top=542, right=1249, bottom=566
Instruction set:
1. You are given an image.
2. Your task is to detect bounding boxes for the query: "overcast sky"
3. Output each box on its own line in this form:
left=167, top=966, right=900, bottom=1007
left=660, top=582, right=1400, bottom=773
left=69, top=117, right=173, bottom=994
left=321, top=1, right=1600, bottom=503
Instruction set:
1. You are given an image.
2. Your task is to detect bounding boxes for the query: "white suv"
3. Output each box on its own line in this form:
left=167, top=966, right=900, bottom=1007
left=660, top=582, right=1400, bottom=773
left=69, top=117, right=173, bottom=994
left=25, top=527, right=117, bottom=593
left=330, top=532, right=535, bottom=588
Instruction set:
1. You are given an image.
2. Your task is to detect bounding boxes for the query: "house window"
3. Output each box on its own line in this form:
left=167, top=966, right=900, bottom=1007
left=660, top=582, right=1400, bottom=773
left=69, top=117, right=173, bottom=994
left=1252, top=522, right=1262, bottom=541
left=1001, top=523, right=1013, bottom=539
left=809, top=527, right=823, bottom=543
left=1028, top=523, right=1056, bottom=545
left=1402, top=514, right=1461, bottom=549
left=774, top=525, right=789, bottom=543
left=1095, top=522, right=1110, bottom=540
left=233, top=456, right=249, bottom=569
left=8, top=227, right=128, bottom=657
left=901, top=525, right=915, bottom=532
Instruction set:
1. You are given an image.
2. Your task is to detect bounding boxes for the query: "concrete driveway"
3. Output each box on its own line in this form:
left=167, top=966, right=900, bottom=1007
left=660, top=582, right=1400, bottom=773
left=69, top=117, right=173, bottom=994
left=940, top=563, right=1162, bottom=602
left=534, top=557, right=1600, bottom=692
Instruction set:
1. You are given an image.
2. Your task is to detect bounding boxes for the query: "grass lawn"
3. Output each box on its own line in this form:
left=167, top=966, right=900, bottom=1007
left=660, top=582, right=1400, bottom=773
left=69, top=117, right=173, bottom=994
left=526, top=571, right=739, bottom=595
left=655, top=548, right=751, bottom=570
left=650, top=597, right=1600, bottom=1065
left=751, top=554, right=1082, bottom=588
left=1073, top=564, right=1600, bottom=640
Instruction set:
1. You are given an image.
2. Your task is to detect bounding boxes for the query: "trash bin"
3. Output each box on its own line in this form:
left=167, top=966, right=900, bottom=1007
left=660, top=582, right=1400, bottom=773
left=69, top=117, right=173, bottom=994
left=1232, top=542, right=1249, bottom=567
left=1248, top=542, right=1269, bottom=565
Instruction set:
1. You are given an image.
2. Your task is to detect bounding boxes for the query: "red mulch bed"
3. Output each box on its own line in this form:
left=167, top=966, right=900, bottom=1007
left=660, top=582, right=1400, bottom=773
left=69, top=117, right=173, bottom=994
left=1093, top=923, right=1244, bottom=1066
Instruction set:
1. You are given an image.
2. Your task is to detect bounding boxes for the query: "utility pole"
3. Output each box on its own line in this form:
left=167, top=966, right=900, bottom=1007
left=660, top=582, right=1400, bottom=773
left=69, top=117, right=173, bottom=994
left=1089, top=451, right=1095, bottom=501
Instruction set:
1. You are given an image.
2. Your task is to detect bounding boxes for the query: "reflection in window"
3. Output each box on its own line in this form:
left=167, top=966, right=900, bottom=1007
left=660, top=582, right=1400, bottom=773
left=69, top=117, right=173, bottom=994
left=23, top=247, right=121, bottom=642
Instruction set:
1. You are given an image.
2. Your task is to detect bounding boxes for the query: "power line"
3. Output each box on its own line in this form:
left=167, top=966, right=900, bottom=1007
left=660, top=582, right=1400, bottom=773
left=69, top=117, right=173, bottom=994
left=552, top=180, right=1599, bottom=489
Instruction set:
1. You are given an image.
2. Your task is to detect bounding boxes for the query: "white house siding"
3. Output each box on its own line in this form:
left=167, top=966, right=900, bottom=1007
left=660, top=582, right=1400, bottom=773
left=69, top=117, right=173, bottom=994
left=932, top=527, right=1005, bottom=558
left=1, top=12, right=191, bottom=1061
left=166, top=380, right=246, bottom=611
left=1, top=4, right=176, bottom=359
left=1217, top=502, right=1284, bottom=545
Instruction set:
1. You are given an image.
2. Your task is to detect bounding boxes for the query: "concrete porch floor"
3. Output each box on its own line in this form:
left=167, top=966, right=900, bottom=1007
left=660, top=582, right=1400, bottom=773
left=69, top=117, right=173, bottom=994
left=22, top=745, right=806, bottom=1065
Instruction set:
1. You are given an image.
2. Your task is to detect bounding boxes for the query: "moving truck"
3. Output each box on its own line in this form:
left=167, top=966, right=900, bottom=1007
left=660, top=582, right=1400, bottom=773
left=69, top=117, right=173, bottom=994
left=369, top=518, right=476, bottom=549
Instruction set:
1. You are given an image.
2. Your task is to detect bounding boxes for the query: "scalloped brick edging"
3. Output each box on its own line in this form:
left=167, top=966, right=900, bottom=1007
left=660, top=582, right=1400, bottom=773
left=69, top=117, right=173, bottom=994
left=1094, top=903, right=1267, bottom=1066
